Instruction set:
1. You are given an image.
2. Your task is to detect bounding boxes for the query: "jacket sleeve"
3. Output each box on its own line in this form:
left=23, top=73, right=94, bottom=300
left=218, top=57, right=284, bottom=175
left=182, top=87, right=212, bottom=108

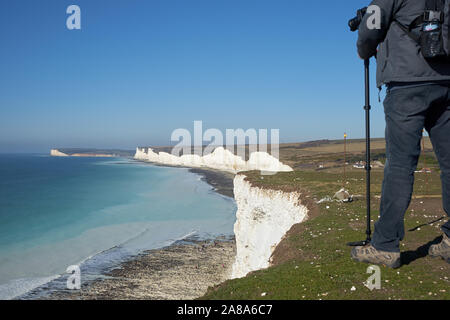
left=357, top=0, right=397, bottom=59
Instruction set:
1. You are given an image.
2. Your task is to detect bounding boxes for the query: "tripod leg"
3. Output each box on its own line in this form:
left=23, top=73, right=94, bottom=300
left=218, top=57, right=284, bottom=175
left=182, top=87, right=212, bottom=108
left=348, top=59, right=372, bottom=247
left=364, top=59, right=372, bottom=243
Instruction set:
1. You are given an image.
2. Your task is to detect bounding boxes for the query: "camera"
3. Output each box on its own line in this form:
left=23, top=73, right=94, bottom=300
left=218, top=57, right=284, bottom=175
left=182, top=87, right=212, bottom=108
left=349, top=7, right=367, bottom=32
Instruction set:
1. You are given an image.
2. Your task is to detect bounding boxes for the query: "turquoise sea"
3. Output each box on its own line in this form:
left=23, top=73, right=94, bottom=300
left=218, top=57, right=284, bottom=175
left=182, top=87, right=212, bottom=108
left=0, top=154, right=236, bottom=299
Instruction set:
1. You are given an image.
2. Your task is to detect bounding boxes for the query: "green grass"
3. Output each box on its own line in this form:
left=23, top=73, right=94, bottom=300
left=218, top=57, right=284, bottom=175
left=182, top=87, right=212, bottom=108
left=202, top=169, right=449, bottom=300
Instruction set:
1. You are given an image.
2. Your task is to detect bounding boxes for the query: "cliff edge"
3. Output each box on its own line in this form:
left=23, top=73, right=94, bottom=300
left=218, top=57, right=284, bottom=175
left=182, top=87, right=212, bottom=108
left=231, top=174, right=309, bottom=278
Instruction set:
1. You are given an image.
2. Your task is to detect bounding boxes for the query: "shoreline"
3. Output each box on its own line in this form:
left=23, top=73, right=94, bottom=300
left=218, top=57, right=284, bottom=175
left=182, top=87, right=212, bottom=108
left=134, top=158, right=236, bottom=199
left=188, top=167, right=235, bottom=198
left=44, top=237, right=236, bottom=300
left=32, top=159, right=238, bottom=300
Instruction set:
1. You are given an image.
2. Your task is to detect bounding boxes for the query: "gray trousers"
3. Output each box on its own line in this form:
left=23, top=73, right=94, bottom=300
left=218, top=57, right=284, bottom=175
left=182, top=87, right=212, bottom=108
left=372, top=83, right=450, bottom=253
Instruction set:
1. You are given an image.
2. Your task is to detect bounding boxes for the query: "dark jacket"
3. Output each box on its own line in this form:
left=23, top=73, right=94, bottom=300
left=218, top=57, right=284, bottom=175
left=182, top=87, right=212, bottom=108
left=357, top=0, right=450, bottom=88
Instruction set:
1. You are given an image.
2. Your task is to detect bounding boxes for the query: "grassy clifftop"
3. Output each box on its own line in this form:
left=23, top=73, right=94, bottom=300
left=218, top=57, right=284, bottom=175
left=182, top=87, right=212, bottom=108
left=202, top=140, right=449, bottom=300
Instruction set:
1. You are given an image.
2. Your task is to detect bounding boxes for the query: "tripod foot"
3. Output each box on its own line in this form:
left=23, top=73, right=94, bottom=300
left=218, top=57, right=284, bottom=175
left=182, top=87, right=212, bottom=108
left=347, top=239, right=371, bottom=247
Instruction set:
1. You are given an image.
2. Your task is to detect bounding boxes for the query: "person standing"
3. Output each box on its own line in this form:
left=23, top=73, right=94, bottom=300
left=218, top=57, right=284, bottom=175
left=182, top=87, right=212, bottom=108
left=351, top=0, right=450, bottom=268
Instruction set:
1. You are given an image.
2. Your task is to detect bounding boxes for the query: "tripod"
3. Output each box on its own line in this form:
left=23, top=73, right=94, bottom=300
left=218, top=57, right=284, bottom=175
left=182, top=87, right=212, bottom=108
left=348, top=59, right=372, bottom=247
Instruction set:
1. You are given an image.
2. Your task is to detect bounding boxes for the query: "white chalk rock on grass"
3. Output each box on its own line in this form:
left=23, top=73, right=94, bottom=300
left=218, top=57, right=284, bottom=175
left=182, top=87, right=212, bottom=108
left=247, top=152, right=293, bottom=172
left=202, top=147, right=247, bottom=172
left=231, top=175, right=309, bottom=279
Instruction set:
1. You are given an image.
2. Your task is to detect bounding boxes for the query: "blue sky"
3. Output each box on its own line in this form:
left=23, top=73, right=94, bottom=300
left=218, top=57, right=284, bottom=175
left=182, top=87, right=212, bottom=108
left=0, top=0, right=384, bottom=153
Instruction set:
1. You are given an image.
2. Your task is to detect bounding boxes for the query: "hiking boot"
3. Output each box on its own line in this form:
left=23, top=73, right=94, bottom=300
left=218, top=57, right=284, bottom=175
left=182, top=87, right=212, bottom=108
left=351, top=244, right=401, bottom=269
left=428, top=234, right=450, bottom=263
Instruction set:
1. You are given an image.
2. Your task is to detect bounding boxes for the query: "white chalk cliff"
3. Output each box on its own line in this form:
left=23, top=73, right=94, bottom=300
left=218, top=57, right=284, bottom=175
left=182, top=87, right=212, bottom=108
left=135, top=146, right=306, bottom=280
left=134, top=147, right=293, bottom=173
left=231, top=175, right=309, bottom=279
left=50, top=149, right=69, bottom=157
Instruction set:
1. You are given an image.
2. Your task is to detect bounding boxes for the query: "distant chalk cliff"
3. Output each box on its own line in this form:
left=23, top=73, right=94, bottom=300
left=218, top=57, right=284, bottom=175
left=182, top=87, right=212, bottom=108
left=134, top=147, right=293, bottom=173
left=50, top=149, right=132, bottom=157
left=50, top=149, right=69, bottom=157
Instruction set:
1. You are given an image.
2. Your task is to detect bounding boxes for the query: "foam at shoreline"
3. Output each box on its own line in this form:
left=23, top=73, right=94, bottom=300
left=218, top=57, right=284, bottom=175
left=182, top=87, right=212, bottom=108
left=43, top=237, right=236, bottom=300
left=0, top=156, right=236, bottom=300
left=19, top=229, right=212, bottom=300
